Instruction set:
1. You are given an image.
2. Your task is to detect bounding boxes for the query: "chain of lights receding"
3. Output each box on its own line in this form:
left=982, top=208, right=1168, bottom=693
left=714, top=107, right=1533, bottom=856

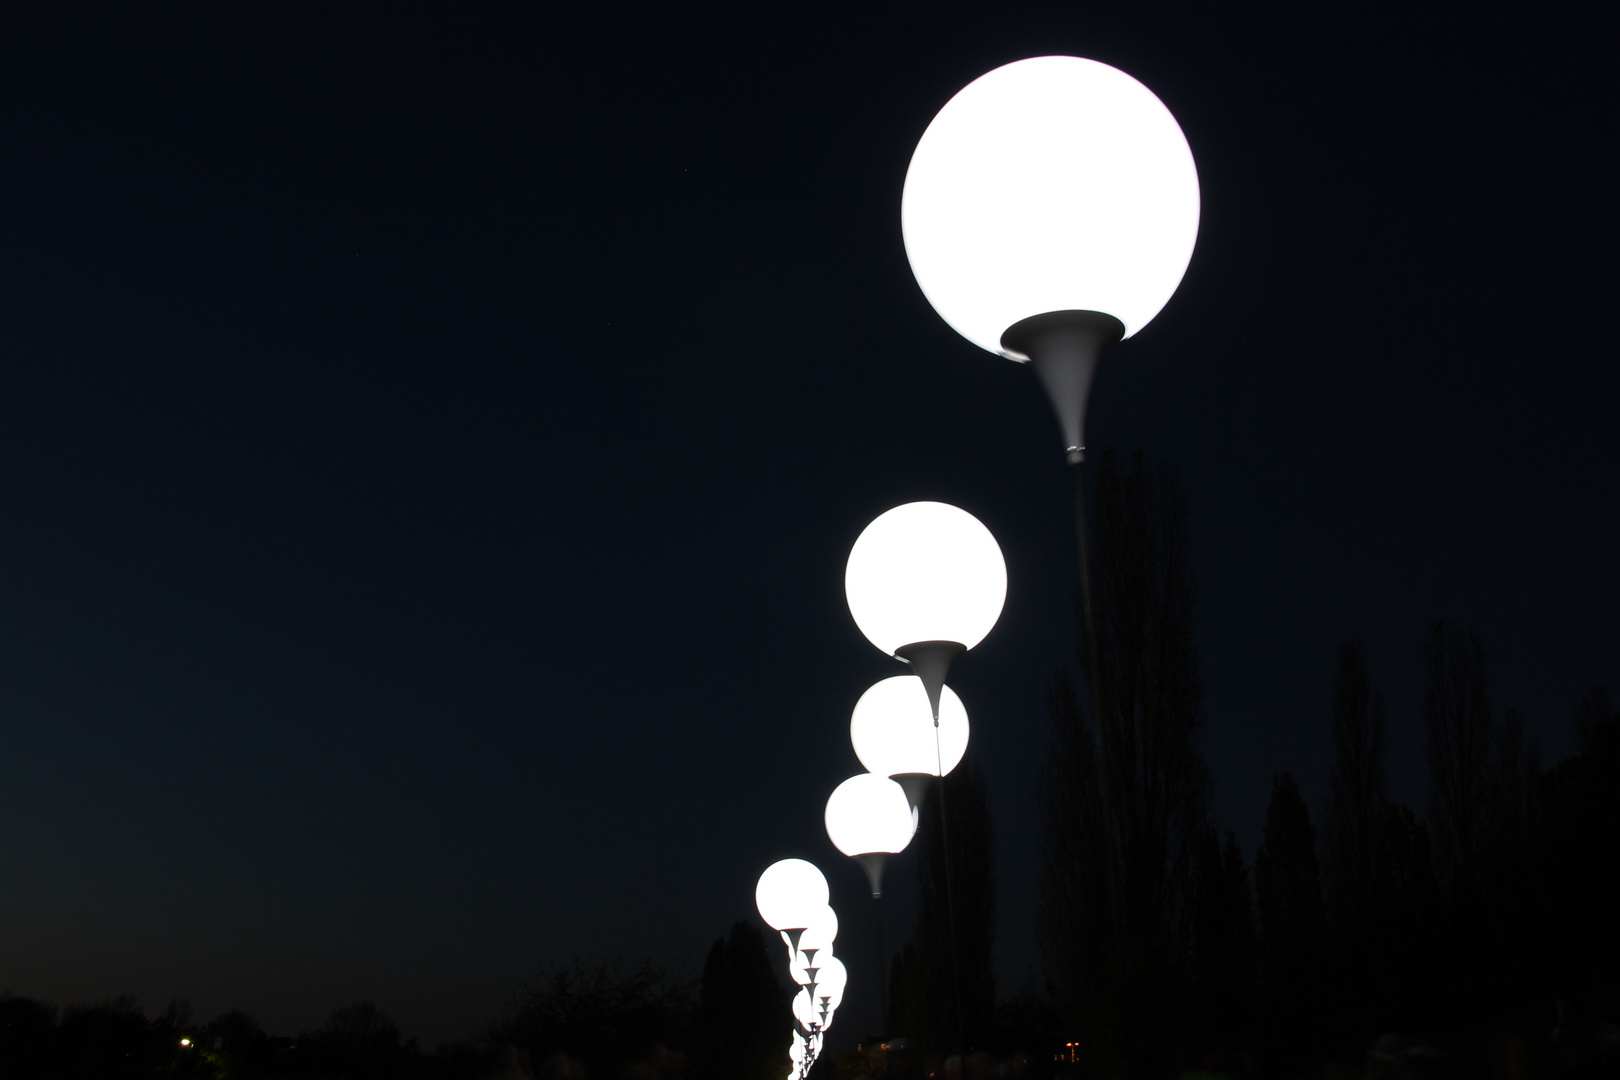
left=753, top=48, right=1198, bottom=1073
left=754, top=503, right=1005, bottom=1077
left=755, top=859, right=841, bottom=1077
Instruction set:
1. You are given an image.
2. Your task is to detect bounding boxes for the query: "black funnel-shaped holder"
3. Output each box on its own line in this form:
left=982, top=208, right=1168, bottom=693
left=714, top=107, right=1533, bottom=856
left=1001, top=310, right=1125, bottom=465
left=890, top=772, right=933, bottom=812
left=894, top=640, right=966, bottom=721
left=781, top=928, right=806, bottom=954
left=855, top=852, right=889, bottom=898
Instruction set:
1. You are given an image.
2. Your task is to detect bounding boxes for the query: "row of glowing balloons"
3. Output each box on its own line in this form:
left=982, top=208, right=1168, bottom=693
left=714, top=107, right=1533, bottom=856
left=755, top=501, right=1008, bottom=1077
left=746, top=43, right=1199, bottom=1075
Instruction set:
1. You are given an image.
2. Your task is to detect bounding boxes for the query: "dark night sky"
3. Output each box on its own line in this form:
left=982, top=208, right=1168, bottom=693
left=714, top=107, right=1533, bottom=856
left=0, top=0, right=1616, bottom=1053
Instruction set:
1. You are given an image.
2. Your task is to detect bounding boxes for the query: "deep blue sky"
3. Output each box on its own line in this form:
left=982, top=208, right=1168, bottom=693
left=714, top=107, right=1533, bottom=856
left=0, top=0, right=1615, bottom=1052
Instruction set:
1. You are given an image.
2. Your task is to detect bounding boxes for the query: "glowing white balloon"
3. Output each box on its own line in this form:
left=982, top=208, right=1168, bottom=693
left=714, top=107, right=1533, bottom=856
left=796, top=906, right=838, bottom=958
left=824, top=773, right=917, bottom=857
left=903, top=55, right=1200, bottom=351
left=850, top=675, right=970, bottom=778
left=755, top=859, right=829, bottom=932
left=845, top=502, right=1006, bottom=656
left=812, top=955, right=847, bottom=1012
left=793, top=987, right=823, bottom=1031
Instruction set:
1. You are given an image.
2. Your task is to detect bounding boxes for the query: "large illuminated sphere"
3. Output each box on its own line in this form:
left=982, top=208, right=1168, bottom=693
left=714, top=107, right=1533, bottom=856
left=824, top=773, right=918, bottom=857
left=851, top=675, right=970, bottom=778
left=845, top=502, right=1006, bottom=655
left=755, top=859, right=829, bottom=931
left=902, top=55, right=1200, bottom=352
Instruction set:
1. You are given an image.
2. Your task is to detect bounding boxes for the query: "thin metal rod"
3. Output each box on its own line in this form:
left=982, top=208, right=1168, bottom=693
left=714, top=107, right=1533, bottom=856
left=874, top=894, right=888, bottom=1040
left=1071, top=458, right=1124, bottom=942
left=1070, top=459, right=1107, bottom=774
left=934, top=724, right=968, bottom=1059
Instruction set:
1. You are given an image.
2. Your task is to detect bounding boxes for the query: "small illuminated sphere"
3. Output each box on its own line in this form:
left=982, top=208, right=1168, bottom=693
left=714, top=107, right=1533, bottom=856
left=788, top=1031, right=823, bottom=1068
left=793, top=987, right=821, bottom=1030
left=824, top=773, right=917, bottom=857
left=796, top=905, right=839, bottom=958
left=813, top=955, right=848, bottom=1012
left=755, top=859, right=829, bottom=931
left=794, top=986, right=838, bottom=1033
left=845, top=502, right=1006, bottom=655
left=850, top=675, right=970, bottom=778
left=902, top=55, right=1200, bottom=352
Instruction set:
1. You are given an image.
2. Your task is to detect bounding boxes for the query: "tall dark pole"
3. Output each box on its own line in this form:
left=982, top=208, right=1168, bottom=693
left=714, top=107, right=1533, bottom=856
left=1003, top=309, right=1125, bottom=933
left=854, top=854, right=893, bottom=1049
left=933, top=727, right=968, bottom=1062
left=1067, top=459, right=1107, bottom=784
left=891, top=640, right=969, bottom=1056
left=875, top=895, right=888, bottom=1040
left=1001, top=308, right=1122, bottom=745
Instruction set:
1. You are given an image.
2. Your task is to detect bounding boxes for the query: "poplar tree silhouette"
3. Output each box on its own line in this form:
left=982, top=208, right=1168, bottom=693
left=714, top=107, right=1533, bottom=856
left=1322, top=639, right=1387, bottom=940
left=1319, top=640, right=1388, bottom=1040
left=890, top=756, right=996, bottom=1059
left=1539, top=687, right=1620, bottom=996
left=1190, top=827, right=1257, bottom=1054
left=692, top=921, right=789, bottom=1080
left=1422, top=620, right=1520, bottom=1017
left=1036, top=450, right=1209, bottom=1079
left=1254, top=772, right=1326, bottom=1067
left=1423, top=620, right=1493, bottom=903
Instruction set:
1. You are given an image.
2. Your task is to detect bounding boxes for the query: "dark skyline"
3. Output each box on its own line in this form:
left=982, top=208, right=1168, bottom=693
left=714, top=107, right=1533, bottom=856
left=0, top=1, right=1615, bottom=1053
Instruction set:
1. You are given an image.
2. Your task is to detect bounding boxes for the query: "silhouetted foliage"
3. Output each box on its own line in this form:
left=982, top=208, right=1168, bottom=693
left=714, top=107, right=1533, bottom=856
left=1190, top=827, right=1256, bottom=1053
left=1255, top=773, right=1327, bottom=1067
left=55, top=997, right=177, bottom=1080
left=297, top=1001, right=406, bottom=1080
left=889, top=755, right=996, bottom=1061
left=1539, top=686, right=1620, bottom=995
left=1424, top=620, right=1494, bottom=902
left=1036, top=450, right=1209, bottom=1079
left=0, top=995, right=57, bottom=1079
left=1366, top=800, right=1443, bottom=1029
left=1322, top=639, right=1387, bottom=940
left=691, top=920, right=790, bottom=1080
left=488, top=957, right=693, bottom=1080
left=201, top=1010, right=260, bottom=1064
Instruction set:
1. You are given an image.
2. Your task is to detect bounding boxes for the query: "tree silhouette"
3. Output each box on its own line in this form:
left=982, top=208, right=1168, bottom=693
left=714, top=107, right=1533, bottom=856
left=1036, top=450, right=1209, bottom=1079
left=1190, top=828, right=1256, bottom=1057
left=1367, top=801, right=1442, bottom=1028
left=0, top=995, right=56, bottom=1079
left=488, top=957, right=693, bottom=1079
left=1538, top=686, right=1620, bottom=996
left=890, top=755, right=996, bottom=1059
left=302, top=1001, right=405, bottom=1080
left=1420, top=621, right=1545, bottom=1019
left=691, top=920, right=789, bottom=1080
left=1423, top=620, right=1493, bottom=901
left=1322, top=639, right=1387, bottom=940
left=1254, top=772, right=1327, bottom=1067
